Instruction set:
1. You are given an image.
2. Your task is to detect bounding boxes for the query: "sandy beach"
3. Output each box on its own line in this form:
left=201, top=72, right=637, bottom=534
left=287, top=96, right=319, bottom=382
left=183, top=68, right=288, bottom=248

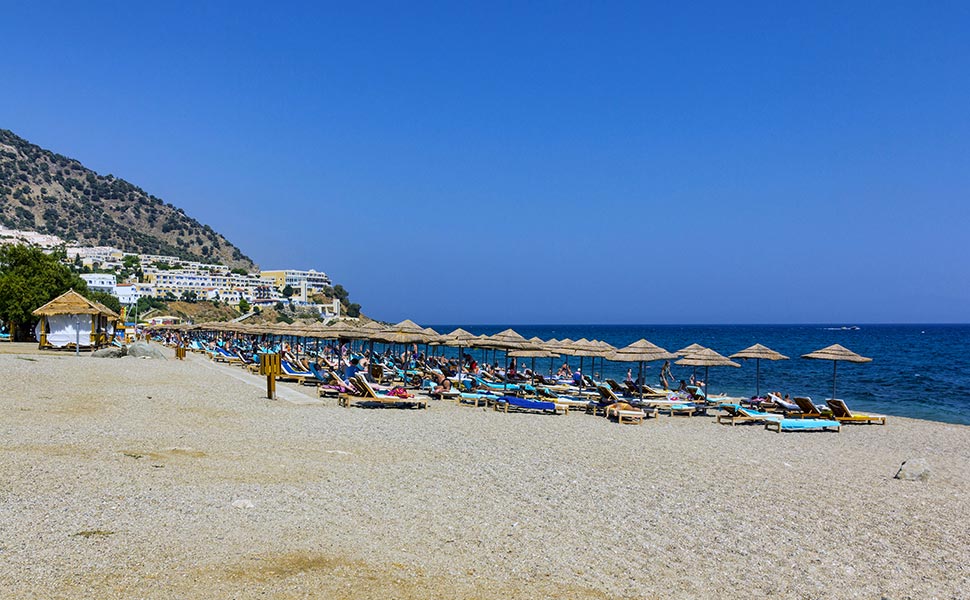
left=1, top=343, right=967, bottom=599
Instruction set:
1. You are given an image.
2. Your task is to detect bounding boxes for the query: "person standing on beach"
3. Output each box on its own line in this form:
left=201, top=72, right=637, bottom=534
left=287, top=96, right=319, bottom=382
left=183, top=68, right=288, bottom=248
left=659, top=360, right=672, bottom=389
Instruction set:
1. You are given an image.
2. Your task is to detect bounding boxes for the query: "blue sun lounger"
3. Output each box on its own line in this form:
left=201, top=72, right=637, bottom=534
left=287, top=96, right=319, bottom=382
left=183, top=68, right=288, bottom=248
left=493, top=395, right=567, bottom=415
left=717, top=404, right=784, bottom=425
left=279, top=360, right=314, bottom=384
left=765, top=418, right=841, bottom=433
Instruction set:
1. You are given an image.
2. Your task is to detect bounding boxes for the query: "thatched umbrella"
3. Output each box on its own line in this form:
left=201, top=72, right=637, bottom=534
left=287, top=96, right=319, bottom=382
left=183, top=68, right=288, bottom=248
left=509, top=345, right=559, bottom=386
left=802, top=344, right=872, bottom=402
left=594, top=340, right=616, bottom=380
left=675, top=347, right=740, bottom=400
left=675, top=343, right=707, bottom=381
left=440, top=327, right=479, bottom=384
left=730, top=343, right=789, bottom=397
left=607, top=339, right=678, bottom=401
left=477, top=328, right=531, bottom=392
left=567, top=338, right=604, bottom=394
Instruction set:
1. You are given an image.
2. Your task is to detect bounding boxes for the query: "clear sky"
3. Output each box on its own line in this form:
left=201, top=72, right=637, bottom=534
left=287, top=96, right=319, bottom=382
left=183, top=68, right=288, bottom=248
left=3, top=2, right=969, bottom=323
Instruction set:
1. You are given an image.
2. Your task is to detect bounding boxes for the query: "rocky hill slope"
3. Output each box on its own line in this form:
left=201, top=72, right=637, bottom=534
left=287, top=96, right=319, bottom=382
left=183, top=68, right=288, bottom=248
left=0, top=129, right=255, bottom=270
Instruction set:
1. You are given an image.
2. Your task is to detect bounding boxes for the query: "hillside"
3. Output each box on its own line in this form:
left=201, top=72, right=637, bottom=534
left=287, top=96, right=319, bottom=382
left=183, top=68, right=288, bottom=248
left=0, top=129, right=255, bottom=270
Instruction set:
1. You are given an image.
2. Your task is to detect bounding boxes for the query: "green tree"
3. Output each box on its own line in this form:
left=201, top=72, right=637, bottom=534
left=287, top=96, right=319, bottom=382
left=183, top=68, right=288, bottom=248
left=86, top=290, right=122, bottom=314
left=238, top=298, right=251, bottom=313
left=332, top=284, right=349, bottom=301
left=345, top=303, right=361, bottom=318
left=281, top=284, right=294, bottom=298
left=180, top=290, right=198, bottom=303
left=0, top=244, right=88, bottom=340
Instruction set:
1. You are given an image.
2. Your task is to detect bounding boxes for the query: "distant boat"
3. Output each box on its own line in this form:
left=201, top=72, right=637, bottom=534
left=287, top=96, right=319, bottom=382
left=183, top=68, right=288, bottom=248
left=823, top=326, right=861, bottom=331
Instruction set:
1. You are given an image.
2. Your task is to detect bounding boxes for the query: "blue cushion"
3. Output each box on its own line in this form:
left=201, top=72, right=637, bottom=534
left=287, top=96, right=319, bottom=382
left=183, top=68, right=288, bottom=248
left=778, top=419, right=839, bottom=430
left=496, top=396, right=556, bottom=411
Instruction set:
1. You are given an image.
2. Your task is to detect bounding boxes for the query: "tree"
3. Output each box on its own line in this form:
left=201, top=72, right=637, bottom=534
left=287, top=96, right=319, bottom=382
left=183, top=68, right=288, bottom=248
left=238, top=298, right=251, bottom=313
left=180, top=290, right=198, bottom=303
left=0, top=244, right=88, bottom=340
left=346, top=303, right=361, bottom=318
left=274, top=301, right=284, bottom=311
left=332, top=284, right=349, bottom=301
left=281, top=284, right=294, bottom=298
left=86, top=290, right=122, bottom=315
left=231, top=267, right=249, bottom=275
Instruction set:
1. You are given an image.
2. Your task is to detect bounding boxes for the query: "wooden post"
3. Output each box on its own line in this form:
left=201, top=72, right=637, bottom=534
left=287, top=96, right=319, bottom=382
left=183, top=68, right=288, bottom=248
left=39, top=318, right=48, bottom=348
left=259, top=353, right=281, bottom=400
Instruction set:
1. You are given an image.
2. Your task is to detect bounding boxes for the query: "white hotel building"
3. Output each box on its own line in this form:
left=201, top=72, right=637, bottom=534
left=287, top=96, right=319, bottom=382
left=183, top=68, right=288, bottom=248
left=145, top=269, right=279, bottom=300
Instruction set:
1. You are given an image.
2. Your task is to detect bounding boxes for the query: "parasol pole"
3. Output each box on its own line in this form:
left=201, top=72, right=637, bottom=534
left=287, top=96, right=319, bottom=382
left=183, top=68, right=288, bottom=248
left=832, top=360, right=838, bottom=401
left=638, top=360, right=644, bottom=401
left=756, top=358, right=761, bottom=397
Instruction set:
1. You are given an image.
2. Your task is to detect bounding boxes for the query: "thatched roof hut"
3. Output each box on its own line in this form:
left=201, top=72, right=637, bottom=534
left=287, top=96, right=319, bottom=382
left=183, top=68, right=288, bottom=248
left=32, top=290, right=119, bottom=350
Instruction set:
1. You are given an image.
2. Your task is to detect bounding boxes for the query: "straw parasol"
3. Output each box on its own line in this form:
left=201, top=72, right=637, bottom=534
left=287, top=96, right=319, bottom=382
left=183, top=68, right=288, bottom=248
left=730, top=343, right=789, bottom=397
left=676, top=343, right=707, bottom=357
left=565, top=338, right=604, bottom=393
left=509, top=344, right=559, bottom=385
left=477, top=329, right=532, bottom=391
left=675, top=347, right=740, bottom=399
left=607, top=339, right=678, bottom=401
left=802, top=344, right=872, bottom=402
left=375, top=319, right=428, bottom=345
left=439, top=328, right=480, bottom=384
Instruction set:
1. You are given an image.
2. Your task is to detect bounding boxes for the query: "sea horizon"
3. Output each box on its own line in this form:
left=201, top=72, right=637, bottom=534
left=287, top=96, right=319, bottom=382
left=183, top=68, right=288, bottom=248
left=424, top=323, right=970, bottom=426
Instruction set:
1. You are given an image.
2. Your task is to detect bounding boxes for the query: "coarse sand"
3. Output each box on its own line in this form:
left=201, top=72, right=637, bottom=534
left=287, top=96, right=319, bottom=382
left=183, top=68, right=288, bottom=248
left=1, top=344, right=968, bottom=599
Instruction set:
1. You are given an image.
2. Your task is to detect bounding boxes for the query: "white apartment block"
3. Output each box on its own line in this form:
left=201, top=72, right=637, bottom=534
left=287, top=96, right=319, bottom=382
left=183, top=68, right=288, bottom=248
left=260, top=269, right=332, bottom=293
left=146, top=270, right=278, bottom=299
left=80, top=273, right=117, bottom=293
left=66, top=246, right=124, bottom=266
left=114, top=283, right=156, bottom=305
left=1, top=227, right=66, bottom=249
left=137, top=254, right=231, bottom=273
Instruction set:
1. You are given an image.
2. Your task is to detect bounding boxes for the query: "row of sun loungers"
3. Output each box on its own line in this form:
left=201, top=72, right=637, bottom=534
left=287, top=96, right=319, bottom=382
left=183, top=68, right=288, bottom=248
left=179, top=341, right=888, bottom=428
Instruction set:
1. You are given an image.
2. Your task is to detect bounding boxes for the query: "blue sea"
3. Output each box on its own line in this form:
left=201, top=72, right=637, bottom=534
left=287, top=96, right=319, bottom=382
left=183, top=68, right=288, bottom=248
left=428, top=324, right=970, bottom=426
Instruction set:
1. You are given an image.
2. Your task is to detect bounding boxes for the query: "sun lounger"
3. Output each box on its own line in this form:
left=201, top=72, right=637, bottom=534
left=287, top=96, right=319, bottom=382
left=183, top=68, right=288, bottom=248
left=717, top=404, right=784, bottom=426
left=792, top=396, right=831, bottom=418
left=493, top=395, right=567, bottom=415
left=764, top=394, right=808, bottom=416
left=211, top=346, right=242, bottom=364
left=278, top=360, right=314, bottom=385
left=825, top=399, right=887, bottom=425
left=603, top=402, right=656, bottom=424
left=339, top=374, right=429, bottom=409
left=663, top=403, right=697, bottom=417
left=765, top=418, right=841, bottom=433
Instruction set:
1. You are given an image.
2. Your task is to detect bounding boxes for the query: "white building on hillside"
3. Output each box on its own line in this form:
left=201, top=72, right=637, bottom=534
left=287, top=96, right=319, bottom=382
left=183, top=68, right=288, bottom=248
left=260, top=269, right=332, bottom=293
left=114, top=283, right=156, bottom=305
left=80, top=273, right=117, bottom=293
left=66, top=246, right=124, bottom=267
left=1, top=227, right=66, bottom=249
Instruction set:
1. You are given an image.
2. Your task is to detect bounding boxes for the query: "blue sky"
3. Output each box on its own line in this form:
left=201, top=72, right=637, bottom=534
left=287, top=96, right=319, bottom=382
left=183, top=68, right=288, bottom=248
left=3, top=2, right=969, bottom=323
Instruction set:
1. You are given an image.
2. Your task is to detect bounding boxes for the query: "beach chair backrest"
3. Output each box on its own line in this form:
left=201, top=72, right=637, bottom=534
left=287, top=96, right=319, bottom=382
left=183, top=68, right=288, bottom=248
left=793, top=397, right=819, bottom=416
left=597, top=385, right=618, bottom=403
left=826, top=398, right=852, bottom=417
left=353, top=374, right=380, bottom=399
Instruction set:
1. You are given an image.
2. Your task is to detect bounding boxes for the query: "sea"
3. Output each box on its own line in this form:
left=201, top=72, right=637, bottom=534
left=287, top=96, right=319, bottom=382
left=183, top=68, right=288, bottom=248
left=428, top=324, right=970, bottom=426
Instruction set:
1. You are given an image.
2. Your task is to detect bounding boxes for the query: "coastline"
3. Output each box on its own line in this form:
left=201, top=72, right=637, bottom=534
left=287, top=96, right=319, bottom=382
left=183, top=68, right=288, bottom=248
left=1, top=345, right=967, bottom=599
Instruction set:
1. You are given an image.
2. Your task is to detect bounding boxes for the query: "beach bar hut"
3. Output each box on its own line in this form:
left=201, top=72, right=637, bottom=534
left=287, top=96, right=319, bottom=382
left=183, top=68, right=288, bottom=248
left=32, top=290, right=120, bottom=351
